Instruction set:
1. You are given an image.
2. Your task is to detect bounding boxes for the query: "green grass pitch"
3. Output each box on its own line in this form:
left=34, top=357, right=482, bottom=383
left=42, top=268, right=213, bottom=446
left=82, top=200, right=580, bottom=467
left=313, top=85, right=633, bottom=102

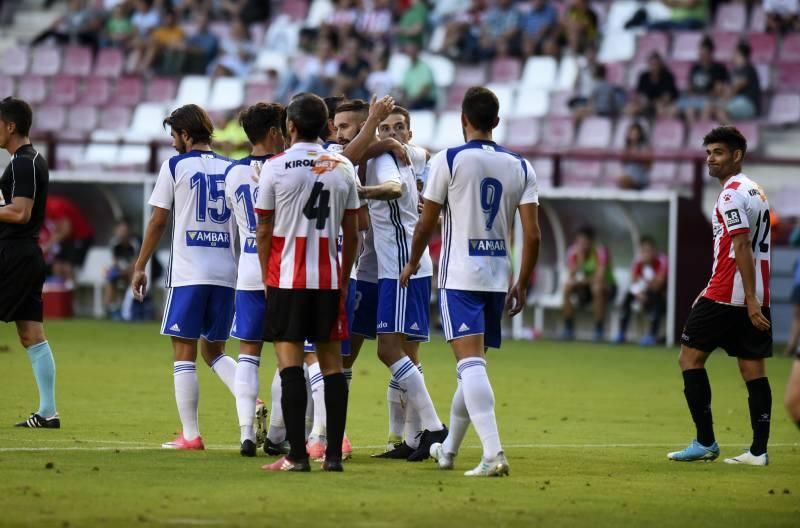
left=0, top=320, right=798, bottom=527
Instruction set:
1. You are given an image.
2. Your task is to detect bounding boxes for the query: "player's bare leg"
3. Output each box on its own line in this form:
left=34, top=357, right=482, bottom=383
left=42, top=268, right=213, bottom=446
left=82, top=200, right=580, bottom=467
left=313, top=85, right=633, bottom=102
left=236, top=340, right=264, bottom=456
left=316, top=341, right=348, bottom=471
left=784, top=359, right=800, bottom=428
left=164, top=337, right=204, bottom=449
left=14, top=320, right=59, bottom=429
left=668, top=346, right=719, bottom=461
left=304, top=351, right=327, bottom=460
left=724, top=358, right=770, bottom=465
left=200, top=338, right=236, bottom=395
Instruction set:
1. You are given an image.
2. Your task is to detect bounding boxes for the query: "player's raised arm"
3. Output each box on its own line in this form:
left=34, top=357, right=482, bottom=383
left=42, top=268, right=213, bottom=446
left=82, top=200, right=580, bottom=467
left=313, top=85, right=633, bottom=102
left=340, top=95, right=397, bottom=165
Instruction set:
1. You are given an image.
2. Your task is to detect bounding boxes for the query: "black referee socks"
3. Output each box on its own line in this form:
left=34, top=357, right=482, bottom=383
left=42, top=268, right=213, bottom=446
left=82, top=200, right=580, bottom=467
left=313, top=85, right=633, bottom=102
left=324, top=373, right=349, bottom=462
left=682, top=368, right=715, bottom=447
left=746, top=377, right=771, bottom=457
left=280, top=366, right=308, bottom=462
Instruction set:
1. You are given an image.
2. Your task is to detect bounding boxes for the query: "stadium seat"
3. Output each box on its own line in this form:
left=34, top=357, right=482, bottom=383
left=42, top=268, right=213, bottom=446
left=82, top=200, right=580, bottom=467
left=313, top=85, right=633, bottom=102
left=65, top=104, right=99, bottom=133
left=634, top=32, right=670, bottom=65
left=0, top=46, right=28, bottom=75
left=555, top=56, right=579, bottom=91
left=493, top=119, right=507, bottom=144
left=306, top=0, right=334, bottom=27
left=540, top=117, right=575, bottom=149
left=207, top=77, right=245, bottom=111
left=775, top=62, right=800, bottom=90
left=145, top=77, right=177, bottom=103
left=603, top=62, right=627, bottom=86
left=244, top=80, right=273, bottom=105
left=750, top=3, right=766, bottom=32
left=486, top=83, right=514, bottom=118
left=733, top=121, right=760, bottom=152
left=547, top=91, right=572, bottom=117
left=531, top=157, right=553, bottom=187
left=62, top=46, right=93, bottom=77
left=263, top=14, right=300, bottom=55
left=687, top=120, right=719, bottom=152
left=676, top=161, right=695, bottom=185
left=112, top=77, right=144, bottom=106
left=521, top=56, right=558, bottom=90
left=114, top=144, right=151, bottom=169
left=505, top=118, right=541, bottom=149
left=748, top=33, right=776, bottom=63
left=54, top=143, right=85, bottom=169
left=283, top=0, right=309, bottom=20
left=80, top=76, right=112, bottom=105
left=30, top=46, right=61, bottom=76
left=82, top=142, right=120, bottom=166
left=93, top=48, right=124, bottom=77
left=598, top=30, right=636, bottom=63
left=779, top=34, right=800, bottom=62
left=755, top=63, right=771, bottom=91
left=651, top=119, right=685, bottom=151
left=649, top=161, right=678, bottom=183
left=430, top=111, right=463, bottom=151
left=407, top=111, right=436, bottom=148
left=626, top=61, right=646, bottom=89
left=562, top=160, right=604, bottom=185
left=34, top=104, right=67, bottom=132
left=668, top=60, right=692, bottom=91
left=611, top=117, right=634, bottom=149
left=174, top=75, right=211, bottom=108
left=97, top=105, right=133, bottom=133
left=512, top=89, right=548, bottom=118
left=125, top=103, right=168, bottom=141
left=575, top=117, right=612, bottom=149
left=0, top=75, right=14, bottom=97
left=17, top=76, right=47, bottom=104
left=671, top=32, right=703, bottom=62
left=50, top=75, right=80, bottom=105
left=420, top=53, right=455, bottom=88
left=712, top=32, right=739, bottom=62
left=445, top=84, right=470, bottom=111
left=767, top=93, right=800, bottom=125
left=387, top=52, right=411, bottom=84
left=714, top=3, right=746, bottom=32
left=453, top=64, right=487, bottom=87
left=489, top=57, right=521, bottom=83
left=255, top=49, right=288, bottom=73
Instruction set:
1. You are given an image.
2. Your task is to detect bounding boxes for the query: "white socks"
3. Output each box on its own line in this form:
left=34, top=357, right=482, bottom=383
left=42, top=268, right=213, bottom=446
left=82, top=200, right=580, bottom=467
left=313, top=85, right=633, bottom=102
left=267, top=368, right=285, bottom=444
left=390, top=357, right=442, bottom=432
left=387, top=378, right=405, bottom=441
left=235, top=354, right=260, bottom=443
left=443, top=376, right=469, bottom=456
left=210, top=354, right=237, bottom=396
left=173, top=361, right=199, bottom=441
left=307, top=361, right=327, bottom=439
left=458, top=357, right=502, bottom=459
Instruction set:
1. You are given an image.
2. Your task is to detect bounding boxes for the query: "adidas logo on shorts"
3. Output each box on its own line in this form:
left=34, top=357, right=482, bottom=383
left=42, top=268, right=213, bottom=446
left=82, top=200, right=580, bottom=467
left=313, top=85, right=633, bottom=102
left=458, top=323, right=470, bottom=332
left=170, top=323, right=181, bottom=332
left=410, top=322, right=420, bottom=331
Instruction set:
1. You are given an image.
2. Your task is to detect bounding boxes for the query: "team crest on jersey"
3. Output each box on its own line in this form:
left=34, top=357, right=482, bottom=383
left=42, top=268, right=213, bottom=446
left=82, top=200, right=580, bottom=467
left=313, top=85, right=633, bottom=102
left=468, top=239, right=507, bottom=256
left=724, top=209, right=742, bottom=227
left=185, top=230, right=231, bottom=248
left=311, top=155, right=342, bottom=175
left=244, top=237, right=258, bottom=253
left=722, top=193, right=732, bottom=203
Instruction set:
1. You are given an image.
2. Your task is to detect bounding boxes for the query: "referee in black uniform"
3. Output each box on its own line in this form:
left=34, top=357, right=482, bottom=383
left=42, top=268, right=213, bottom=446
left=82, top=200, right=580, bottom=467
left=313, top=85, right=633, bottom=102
left=0, top=97, right=60, bottom=428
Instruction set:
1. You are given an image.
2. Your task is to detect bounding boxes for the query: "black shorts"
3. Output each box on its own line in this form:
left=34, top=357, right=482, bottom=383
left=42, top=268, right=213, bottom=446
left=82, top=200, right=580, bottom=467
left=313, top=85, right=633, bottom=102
left=680, top=297, right=773, bottom=359
left=0, top=240, right=46, bottom=323
left=263, top=287, right=348, bottom=343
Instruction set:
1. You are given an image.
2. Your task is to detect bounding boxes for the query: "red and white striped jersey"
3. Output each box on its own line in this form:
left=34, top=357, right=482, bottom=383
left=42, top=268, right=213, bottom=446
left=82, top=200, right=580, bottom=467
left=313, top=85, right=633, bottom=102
left=254, top=142, right=359, bottom=290
left=702, top=174, right=771, bottom=306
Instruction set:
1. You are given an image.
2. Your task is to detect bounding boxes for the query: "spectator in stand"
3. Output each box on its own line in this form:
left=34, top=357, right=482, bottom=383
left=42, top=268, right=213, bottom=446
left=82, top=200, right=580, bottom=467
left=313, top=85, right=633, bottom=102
left=356, top=0, right=394, bottom=43
left=208, top=18, right=256, bottom=78
left=614, top=235, right=668, bottom=346
left=182, top=12, right=220, bottom=74
left=708, top=41, right=761, bottom=123
left=616, top=121, right=652, bottom=190
left=215, top=110, right=249, bottom=159
left=366, top=50, right=394, bottom=98
left=568, top=43, right=599, bottom=108
left=394, top=0, right=429, bottom=49
left=561, top=0, right=599, bottom=54
left=434, top=0, right=485, bottom=60
left=295, top=35, right=340, bottom=97
left=130, top=9, right=186, bottom=74
left=765, top=0, right=800, bottom=33
left=334, top=36, right=371, bottom=100
left=649, top=0, right=709, bottom=30
left=131, top=0, right=161, bottom=37
left=220, top=0, right=271, bottom=23
left=571, top=64, right=627, bottom=120
left=104, top=220, right=140, bottom=320
left=678, top=36, right=729, bottom=123
left=627, top=52, right=678, bottom=118
left=327, top=0, right=359, bottom=45
left=43, top=194, right=94, bottom=285
left=101, top=4, right=136, bottom=49
left=519, top=0, right=559, bottom=57
left=31, top=0, right=104, bottom=49
left=399, top=41, right=436, bottom=110
left=476, top=0, right=521, bottom=59
left=561, top=225, right=617, bottom=342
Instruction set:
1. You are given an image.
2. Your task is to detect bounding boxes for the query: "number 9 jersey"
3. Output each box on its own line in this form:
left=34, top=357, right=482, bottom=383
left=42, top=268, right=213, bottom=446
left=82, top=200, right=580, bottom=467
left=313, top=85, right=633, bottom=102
left=254, top=142, right=359, bottom=290
left=424, top=140, right=538, bottom=293
left=702, top=174, right=771, bottom=307
left=149, top=150, right=237, bottom=288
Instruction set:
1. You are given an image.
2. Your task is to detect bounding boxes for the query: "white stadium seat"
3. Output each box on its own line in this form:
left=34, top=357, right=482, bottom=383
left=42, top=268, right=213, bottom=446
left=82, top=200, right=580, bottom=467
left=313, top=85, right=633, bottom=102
left=420, top=52, right=455, bottom=88
left=77, top=247, right=114, bottom=318
left=255, top=49, right=288, bottom=73
left=513, top=88, right=549, bottom=118
left=207, top=77, right=245, bottom=111
left=387, top=52, right=411, bottom=84
left=408, top=110, right=436, bottom=148
left=598, top=31, right=636, bottom=62
left=521, top=56, right=557, bottom=91
left=263, top=15, right=300, bottom=55
left=113, top=145, right=151, bottom=168
left=430, top=111, right=462, bottom=151
left=486, top=83, right=515, bottom=118
left=82, top=143, right=119, bottom=166
left=493, top=118, right=507, bottom=144
left=173, top=75, right=211, bottom=108
left=124, top=103, right=167, bottom=141
left=555, top=56, right=579, bottom=91
left=306, top=0, right=334, bottom=27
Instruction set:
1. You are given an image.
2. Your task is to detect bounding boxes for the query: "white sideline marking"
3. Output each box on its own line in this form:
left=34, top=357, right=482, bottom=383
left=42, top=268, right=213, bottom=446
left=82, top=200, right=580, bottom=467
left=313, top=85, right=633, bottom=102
left=160, top=519, right=225, bottom=526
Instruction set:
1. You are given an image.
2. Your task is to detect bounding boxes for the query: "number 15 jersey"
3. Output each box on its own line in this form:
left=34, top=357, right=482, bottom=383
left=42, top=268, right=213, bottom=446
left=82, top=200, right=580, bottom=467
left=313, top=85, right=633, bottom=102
left=254, top=142, right=359, bottom=290
left=424, top=140, right=538, bottom=293
left=149, top=150, right=236, bottom=288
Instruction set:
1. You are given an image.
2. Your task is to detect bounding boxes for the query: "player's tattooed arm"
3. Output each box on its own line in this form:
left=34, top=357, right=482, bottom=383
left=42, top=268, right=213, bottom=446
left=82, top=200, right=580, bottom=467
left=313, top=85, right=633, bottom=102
left=732, top=232, right=771, bottom=331
left=256, top=211, right=274, bottom=293
left=131, top=206, right=170, bottom=301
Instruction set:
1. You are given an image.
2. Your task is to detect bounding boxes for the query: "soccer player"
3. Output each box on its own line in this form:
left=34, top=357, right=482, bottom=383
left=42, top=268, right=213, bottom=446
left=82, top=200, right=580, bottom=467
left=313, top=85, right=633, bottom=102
left=255, top=93, right=359, bottom=472
left=668, top=126, right=773, bottom=466
left=223, top=102, right=286, bottom=456
left=614, top=235, right=668, bottom=346
left=0, top=97, right=60, bottom=429
left=401, top=86, right=541, bottom=476
left=131, top=104, right=239, bottom=450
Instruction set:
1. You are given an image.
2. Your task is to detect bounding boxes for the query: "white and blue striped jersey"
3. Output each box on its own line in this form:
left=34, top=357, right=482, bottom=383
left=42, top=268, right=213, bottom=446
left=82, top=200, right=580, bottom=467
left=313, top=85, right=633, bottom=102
left=149, top=150, right=236, bottom=288
left=424, top=140, right=538, bottom=293
left=365, top=153, right=432, bottom=280
left=224, top=154, right=272, bottom=291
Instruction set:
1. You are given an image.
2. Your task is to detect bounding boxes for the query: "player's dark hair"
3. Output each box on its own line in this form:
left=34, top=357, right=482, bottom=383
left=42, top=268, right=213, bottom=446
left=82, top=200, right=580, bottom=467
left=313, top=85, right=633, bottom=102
left=703, top=126, right=747, bottom=156
left=163, top=104, right=214, bottom=145
left=390, top=106, right=411, bottom=128
left=640, top=234, right=656, bottom=247
left=334, top=99, right=369, bottom=118
left=0, top=96, right=32, bottom=137
left=287, top=93, right=328, bottom=141
left=577, top=225, right=596, bottom=240
left=238, top=102, right=286, bottom=145
left=462, top=86, right=499, bottom=132
left=320, top=95, right=344, bottom=140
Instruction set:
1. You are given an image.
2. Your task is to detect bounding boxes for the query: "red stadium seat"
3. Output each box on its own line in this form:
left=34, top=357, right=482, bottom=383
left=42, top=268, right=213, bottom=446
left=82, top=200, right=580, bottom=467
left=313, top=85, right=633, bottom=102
left=17, top=76, right=47, bottom=104
left=668, top=60, right=693, bottom=91
left=650, top=162, right=678, bottom=183
left=651, top=119, right=685, bottom=151
left=34, top=104, right=67, bottom=132
left=779, top=34, right=800, bottom=62
left=283, top=0, right=309, bottom=20
left=0, top=75, right=14, bottom=97
left=62, top=46, right=92, bottom=77
left=445, top=84, right=470, bottom=110
left=81, top=76, right=112, bottom=105
left=453, top=65, right=488, bottom=87
left=603, top=62, right=627, bottom=86
left=575, top=117, right=612, bottom=149
left=767, top=93, right=800, bottom=125
left=50, top=76, right=80, bottom=105
left=775, top=63, right=800, bottom=90
left=541, top=117, right=575, bottom=149
left=748, top=33, right=776, bottom=63
left=634, top=32, right=669, bottom=65
left=489, top=57, right=521, bottom=83
left=505, top=118, right=541, bottom=149
left=112, top=77, right=143, bottom=106
left=0, top=46, right=29, bottom=76
left=98, top=105, right=133, bottom=132
left=671, top=32, right=703, bottom=62
left=244, top=80, right=273, bottom=105
left=145, top=77, right=177, bottom=102
left=712, top=32, right=739, bottom=62
left=30, top=47, right=61, bottom=76
left=750, top=4, right=766, bottom=32
left=611, top=117, right=634, bottom=149
left=714, top=3, right=747, bottom=32
left=548, top=91, right=572, bottom=117
left=93, top=48, right=124, bottom=77
left=687, top=120, right=719, bottom=152
left=65, top=104, right=99, bottom=133
left=733, top=121, right=760, bottom=152
left=562, top=160, right=604, bottom=185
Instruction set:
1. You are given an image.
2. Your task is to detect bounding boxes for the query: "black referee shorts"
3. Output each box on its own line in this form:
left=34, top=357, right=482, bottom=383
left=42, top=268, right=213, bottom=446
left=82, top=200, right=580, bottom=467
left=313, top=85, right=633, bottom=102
left=263, top=287, right=348, bottom=343
left=0, top=240, right=47, bottom=323
left=680, top=297, right=772, bottom=359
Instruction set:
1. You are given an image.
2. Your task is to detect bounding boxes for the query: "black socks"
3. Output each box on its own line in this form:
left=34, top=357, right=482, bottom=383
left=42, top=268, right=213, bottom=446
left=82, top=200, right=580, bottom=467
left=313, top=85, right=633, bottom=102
left=280, top=366, right=308, bottom=462
left=682, top=368, right=715, bottom=446
left=323, top=373, right=349, bottom=462
left=746, top=377, right=771, bottom=456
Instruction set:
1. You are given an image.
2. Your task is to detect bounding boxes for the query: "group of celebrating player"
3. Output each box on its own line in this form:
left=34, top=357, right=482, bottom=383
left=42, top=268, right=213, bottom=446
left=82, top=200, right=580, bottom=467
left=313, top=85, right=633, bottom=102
left=2, top=88, right=800, bottom=476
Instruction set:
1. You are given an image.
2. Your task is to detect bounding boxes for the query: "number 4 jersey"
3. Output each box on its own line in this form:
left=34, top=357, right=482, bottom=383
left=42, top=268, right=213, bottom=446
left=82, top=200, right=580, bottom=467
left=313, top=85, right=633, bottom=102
left=149, top=150, right=236, bottom=288
left=254, top=142, right=359, bottom=290
left=702, top=173, right=771, bottom=307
